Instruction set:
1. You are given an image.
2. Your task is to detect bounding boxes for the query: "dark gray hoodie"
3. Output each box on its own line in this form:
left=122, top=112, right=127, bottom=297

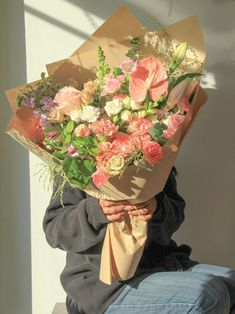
left=43, top=168, right=198, bottom=314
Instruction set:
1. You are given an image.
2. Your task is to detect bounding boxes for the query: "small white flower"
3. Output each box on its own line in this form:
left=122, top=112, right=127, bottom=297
left=70, top=109, right=82, bottom=123
left=123, top=96, right=142, bottom=111
left=120, top=110, right=132, bottom=122
left=104, top=99, right=122, bottom=117
left=130, top=98, right=142, bottom=110
left=80, top=105, right=100, bottom=123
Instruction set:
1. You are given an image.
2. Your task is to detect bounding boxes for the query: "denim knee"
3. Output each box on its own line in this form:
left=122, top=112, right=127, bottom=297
left=191, top=273, right=230, bottom=313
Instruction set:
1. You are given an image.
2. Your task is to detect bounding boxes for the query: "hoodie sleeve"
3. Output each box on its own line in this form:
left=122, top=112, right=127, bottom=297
left=42, top=176, right=109, bottom=253
left=147, top=167, right=186, bottom=245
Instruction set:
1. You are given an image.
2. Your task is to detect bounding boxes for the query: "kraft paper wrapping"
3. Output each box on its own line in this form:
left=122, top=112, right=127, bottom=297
left=5, top=6, right=207, bottom=285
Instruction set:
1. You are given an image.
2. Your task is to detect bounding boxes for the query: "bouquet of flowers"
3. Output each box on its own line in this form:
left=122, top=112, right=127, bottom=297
left=5, top=6, right=207, bottom=284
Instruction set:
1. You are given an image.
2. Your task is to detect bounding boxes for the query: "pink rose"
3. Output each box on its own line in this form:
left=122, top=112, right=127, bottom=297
left=74, top=124, right=91, bottom=137
left=92, top=169, right=109, bottom=187
left=54, top=86, right=82, bottom=115
left=163, top=114, right=185, bottom=140
left=142, top=141, right=163, bottom=165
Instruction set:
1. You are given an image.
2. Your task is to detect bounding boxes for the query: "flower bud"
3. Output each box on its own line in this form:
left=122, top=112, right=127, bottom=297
left=137, top=110, right=146, bottom=118
left=170, top=42, right=188, bottom=72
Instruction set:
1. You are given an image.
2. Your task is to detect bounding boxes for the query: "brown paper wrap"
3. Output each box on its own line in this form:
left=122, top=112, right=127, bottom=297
left=5, top=6, right=207, bottom=285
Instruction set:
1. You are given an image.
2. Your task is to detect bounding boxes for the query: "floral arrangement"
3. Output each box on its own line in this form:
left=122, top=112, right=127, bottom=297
left=17, top=39, right=201, bottom=190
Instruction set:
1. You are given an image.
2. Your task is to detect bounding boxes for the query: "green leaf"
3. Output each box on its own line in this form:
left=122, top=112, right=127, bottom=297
left=169, top=73, right=202, bottom=92
left=52, top=152, right=66, bottom=160
left=64, top=134, right=72, bottom=145
left=62, top=157, right=94, bottom=189
left=113, top=67, right=123, bottom=76
left=64, top=120, right=74, bottom=134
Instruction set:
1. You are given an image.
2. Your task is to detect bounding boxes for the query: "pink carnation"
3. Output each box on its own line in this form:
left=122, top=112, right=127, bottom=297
left=163, top=114, right=185, bottom=140
left=142, top=141, right=163, bottom=165
left=91, top=118, right=119, bottom=139
left=111, top=135, right=136, bottom=156
left=130, top=133, right=151, bottom=150
left=92, top=169, right=109, bottom=187
left=98, top=142, right=112, bottom=154
left=127, top=117, right=153, bottom=135
left=96, top=151, right=113, bottom=169
left=54, top=86, right=82, bottom=115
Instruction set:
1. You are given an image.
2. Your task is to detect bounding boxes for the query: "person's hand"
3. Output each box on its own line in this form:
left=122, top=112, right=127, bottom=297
left=99, top=199, right=129, bottom=222
left=123, top=197, right=157, bottom=221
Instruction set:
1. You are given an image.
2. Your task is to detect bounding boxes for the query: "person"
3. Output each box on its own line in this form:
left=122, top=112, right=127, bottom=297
left=43, top=167, right=235, bottom=314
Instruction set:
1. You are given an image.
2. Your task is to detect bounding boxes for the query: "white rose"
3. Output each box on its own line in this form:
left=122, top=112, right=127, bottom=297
left=105, top=155, right=125, bottom=176
left=104, top=99, right=122, bottom=117
left=80, top=105, right=100, bottom=123
left=70, top=109, right=82, bottom=123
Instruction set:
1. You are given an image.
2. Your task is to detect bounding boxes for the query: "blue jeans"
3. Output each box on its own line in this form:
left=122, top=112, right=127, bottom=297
left=104, top=263, right=235, bottom=314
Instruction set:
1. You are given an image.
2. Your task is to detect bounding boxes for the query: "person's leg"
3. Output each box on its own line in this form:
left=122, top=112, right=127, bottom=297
left=190, top=263, right=235, bottom=313
left=105, top=271, right=230, bottom=314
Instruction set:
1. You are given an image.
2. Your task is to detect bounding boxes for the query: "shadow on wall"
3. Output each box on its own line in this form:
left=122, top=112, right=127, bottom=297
left=175, top=61, right=235, bottom=268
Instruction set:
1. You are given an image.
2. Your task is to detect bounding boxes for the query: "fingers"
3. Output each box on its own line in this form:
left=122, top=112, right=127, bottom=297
left=99, top=199, right=129, bottom=207
left=106, top=212, right=125, bottom=222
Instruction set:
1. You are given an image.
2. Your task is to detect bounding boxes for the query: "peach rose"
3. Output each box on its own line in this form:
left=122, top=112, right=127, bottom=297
left=81, top=91, right=93, bottom=104
left=83, top=81, right=96, bottom=95
left=48, top=107, right=65, bottom=123
left=54, top=86, right=82, bottom=115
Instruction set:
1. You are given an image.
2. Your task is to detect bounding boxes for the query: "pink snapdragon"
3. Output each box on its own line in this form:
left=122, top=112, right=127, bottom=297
left=47, top=130, right=58, bottom=139
left=129, top=57, right=169, bottom=102
left=120, top=59, right=137, bottom=74
left=91, top=118, right=119, bottom=139
left=100, top=75, right=125, bottom=96
left=66, top=145, right=80, bottom=157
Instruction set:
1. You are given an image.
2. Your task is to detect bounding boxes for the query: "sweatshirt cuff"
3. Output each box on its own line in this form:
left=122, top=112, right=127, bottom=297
left=86, top=197, right=109, bottom=229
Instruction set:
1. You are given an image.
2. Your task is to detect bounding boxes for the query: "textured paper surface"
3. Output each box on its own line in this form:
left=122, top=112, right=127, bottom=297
left=5, top=5, right=207, bottom=285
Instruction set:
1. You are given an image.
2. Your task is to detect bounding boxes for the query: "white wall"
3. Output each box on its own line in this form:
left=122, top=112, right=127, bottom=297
left=1, top=1, right=235, bottom=313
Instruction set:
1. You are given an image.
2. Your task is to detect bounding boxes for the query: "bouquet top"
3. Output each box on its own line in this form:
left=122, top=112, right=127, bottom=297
left=5, top=6, right=207, bottom=202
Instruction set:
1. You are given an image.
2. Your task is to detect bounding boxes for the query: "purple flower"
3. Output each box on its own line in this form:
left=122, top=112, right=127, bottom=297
left=23, top=97, right=35, bottom=108
left=40, top=97, right=56, bottom=111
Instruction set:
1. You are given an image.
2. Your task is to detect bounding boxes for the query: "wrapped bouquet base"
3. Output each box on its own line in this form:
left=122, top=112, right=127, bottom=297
left=5, top=6, right=207, bottom=285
